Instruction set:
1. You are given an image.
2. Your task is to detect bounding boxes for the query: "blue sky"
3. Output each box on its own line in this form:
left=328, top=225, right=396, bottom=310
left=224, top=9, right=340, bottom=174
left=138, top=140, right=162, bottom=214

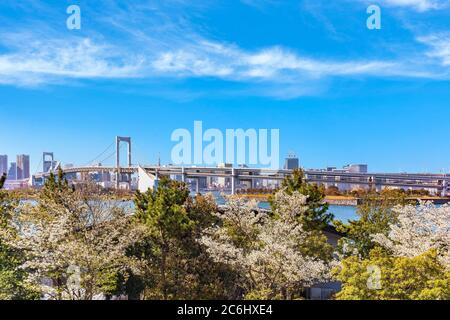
left=1, top=0, right=450, bottom=173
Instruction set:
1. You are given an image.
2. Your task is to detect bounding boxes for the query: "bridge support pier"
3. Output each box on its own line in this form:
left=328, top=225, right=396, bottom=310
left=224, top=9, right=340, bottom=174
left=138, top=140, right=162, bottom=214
left=195, top=178, right=199, bottom=194
left=442, top=180, right=448, bottom=197
left=231, top=168, right=236, bottom=195
left=181, top=167, right=186, bottom=183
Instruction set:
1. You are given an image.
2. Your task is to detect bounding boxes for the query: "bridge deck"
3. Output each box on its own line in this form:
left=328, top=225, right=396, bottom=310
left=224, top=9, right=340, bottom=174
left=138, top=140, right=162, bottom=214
left=33, top=165, right=449, bottom=191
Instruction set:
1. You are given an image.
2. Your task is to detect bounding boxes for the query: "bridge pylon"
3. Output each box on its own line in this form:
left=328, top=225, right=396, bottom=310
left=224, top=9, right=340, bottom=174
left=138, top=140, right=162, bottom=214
left=43, top=152, right=55, bottom=173
left=116, top=136, right=132, bottom=190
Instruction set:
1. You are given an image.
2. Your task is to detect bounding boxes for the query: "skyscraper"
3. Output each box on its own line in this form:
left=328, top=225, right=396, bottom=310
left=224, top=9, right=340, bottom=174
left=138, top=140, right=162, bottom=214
left=284, top=153, right=299, bottom=170
left=8, top=162, right=17, bottom=180
left=0, top=155, right=7, bottom=176
left=16, top=155, right=30, bottom=180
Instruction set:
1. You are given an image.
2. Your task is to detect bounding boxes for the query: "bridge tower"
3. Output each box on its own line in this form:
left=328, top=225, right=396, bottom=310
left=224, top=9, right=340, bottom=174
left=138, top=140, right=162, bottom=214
left=116, top=136, right=132, bottom=190
left=43, top=152, right=54, bottom=173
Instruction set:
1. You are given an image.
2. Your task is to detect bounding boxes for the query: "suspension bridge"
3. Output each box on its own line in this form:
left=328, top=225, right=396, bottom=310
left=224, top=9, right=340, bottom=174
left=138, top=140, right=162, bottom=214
left=30, top=136, right=450, bottom=196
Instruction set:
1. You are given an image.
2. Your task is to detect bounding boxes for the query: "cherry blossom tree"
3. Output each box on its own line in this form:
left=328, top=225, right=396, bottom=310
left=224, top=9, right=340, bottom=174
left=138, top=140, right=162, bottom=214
left=372, top=202, right=450, bottom=267
left=1, top=175, right=144, bottom=300
left=200, top=190, right=334, bottom=300
left=336, top=201, right=450, bottom=300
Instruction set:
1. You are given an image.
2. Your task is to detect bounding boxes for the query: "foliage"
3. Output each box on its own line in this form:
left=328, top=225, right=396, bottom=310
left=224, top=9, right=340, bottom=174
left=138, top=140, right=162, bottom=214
left=372, top=201, right=450, bottom=268
left=335, top=248, right=450, bottom=300
left=236, top=188, right=275, bottom=195
left=200, top=191, right=334, bottom=300
left=270, top=169, right=333, bottom=231
left=336, top=201, right=450, bottom=300
left=1, top=172, right=143, bottom=300
left=4, top=166, right=447, bottom=301
left=0, top=173, right=39, bottom=299
left=335, top=189, right=412, bottom=259
left=132, top=177, right=239, bottom=300
left=324, top=185, right=341, bottom=196
left=346, top=188, right=432, bottom=198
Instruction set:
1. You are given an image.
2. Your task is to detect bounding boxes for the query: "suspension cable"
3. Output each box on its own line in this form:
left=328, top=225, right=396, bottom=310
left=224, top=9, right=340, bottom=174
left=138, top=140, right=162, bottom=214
left=82, top=141, right=115, bottom=166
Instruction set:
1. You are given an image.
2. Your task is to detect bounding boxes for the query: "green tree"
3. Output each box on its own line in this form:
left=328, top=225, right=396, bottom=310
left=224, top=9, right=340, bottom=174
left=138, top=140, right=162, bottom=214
left=335, top=189, right=412, bottom=259
left=335, top=248, right=450, bottom=300
left=0, top=174, right=39, bottom=299
left=3, top=173, right=141, bottom=300
left=267, top=170, right=334, bottom=263
left=325, top=185, right=341, bottom=196
left=40, top=168, right=73, bottom=206
left=270, top=169, right=333, bottom=231
left=132, top=177, right=239, bottom=300
left=132, top=177, right=192, bottom=299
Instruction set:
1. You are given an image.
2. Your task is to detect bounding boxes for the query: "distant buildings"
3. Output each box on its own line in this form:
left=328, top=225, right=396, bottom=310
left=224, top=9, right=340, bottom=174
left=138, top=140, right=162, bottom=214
left=0, top=155, right=7, bottom=175
left=284, top=153, right=299, bottom=170
left=305, top=164, right=370, bottom=193
left=0, top=153, right=31, bottom=183
left=7, top=162, right=17, bottom=180
left=1, top=154, right=29, bottom=190
left=321, top=164, right=368, bottom=174
left=343, top=164, right=368, bottom=173
left=16, top=154, right=30, bottom=180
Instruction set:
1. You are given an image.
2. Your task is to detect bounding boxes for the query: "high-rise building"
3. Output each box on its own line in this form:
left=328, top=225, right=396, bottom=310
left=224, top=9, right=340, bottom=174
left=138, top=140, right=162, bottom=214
left=8, top=162, right=17, bottom=180
left=16, top=155, right=30, bottom=180
left=0, top=155, right=7, bottom=176
left=284, top=153, right=299, bottom=170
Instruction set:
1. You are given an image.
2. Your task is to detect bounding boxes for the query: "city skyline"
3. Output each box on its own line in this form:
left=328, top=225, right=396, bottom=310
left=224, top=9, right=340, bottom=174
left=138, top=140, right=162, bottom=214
left=0, top=145, right=448, bottom=178
left=1, top=1, right=450, bottom=173
left=0, top=154, right=30, bottom=180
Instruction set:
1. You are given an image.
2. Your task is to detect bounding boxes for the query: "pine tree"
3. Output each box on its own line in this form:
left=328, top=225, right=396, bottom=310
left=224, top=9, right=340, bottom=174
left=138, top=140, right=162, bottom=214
left=270, top=169, right=333, bottom=231
left=334, top=189, right=412, bottom=259
left=40, top=167, right=73, bottom=206
left=132, top=177, right=240, bottom=299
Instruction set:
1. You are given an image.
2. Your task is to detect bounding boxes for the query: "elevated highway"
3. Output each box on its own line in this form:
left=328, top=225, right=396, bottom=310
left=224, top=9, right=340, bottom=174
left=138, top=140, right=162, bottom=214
left=32, top=164, right=449, bottom=195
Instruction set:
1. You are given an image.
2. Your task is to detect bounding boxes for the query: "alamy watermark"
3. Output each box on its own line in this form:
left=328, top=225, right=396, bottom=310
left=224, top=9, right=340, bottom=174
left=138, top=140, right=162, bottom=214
left=367, top=5, right=381, bottom=30
left=66, top=5, right=81, bottom=30
left=66, top=264, right=81, bottom=292
left=171, top=121, right=280, bottom=169
left=367, top=264, right=382, bottom=290
left=65, top=4, right=380, bottom=32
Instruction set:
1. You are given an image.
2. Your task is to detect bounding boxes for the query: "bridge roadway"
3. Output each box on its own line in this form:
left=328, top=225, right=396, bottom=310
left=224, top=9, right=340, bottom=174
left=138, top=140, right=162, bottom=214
left=142, top=166, right=449, bottom=192
left=33, top=165, right=449, bottom=194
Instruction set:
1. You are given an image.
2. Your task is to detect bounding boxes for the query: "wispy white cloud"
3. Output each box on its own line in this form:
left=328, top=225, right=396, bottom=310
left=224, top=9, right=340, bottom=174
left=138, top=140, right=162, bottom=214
left=417, top=34, right=450, bottom=66
left=0, top=34, right=145, bottom=86
left=363, top=0, right=449, bottom=11
left=151, top=40, right=440, bottom=81
left=0, top=0, right=449, bottom=98
left=151, top=36, right=444, bottom=83
left=240, top=0, right=281, bottom=10
left=0, top=30, right=445, bottom=95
